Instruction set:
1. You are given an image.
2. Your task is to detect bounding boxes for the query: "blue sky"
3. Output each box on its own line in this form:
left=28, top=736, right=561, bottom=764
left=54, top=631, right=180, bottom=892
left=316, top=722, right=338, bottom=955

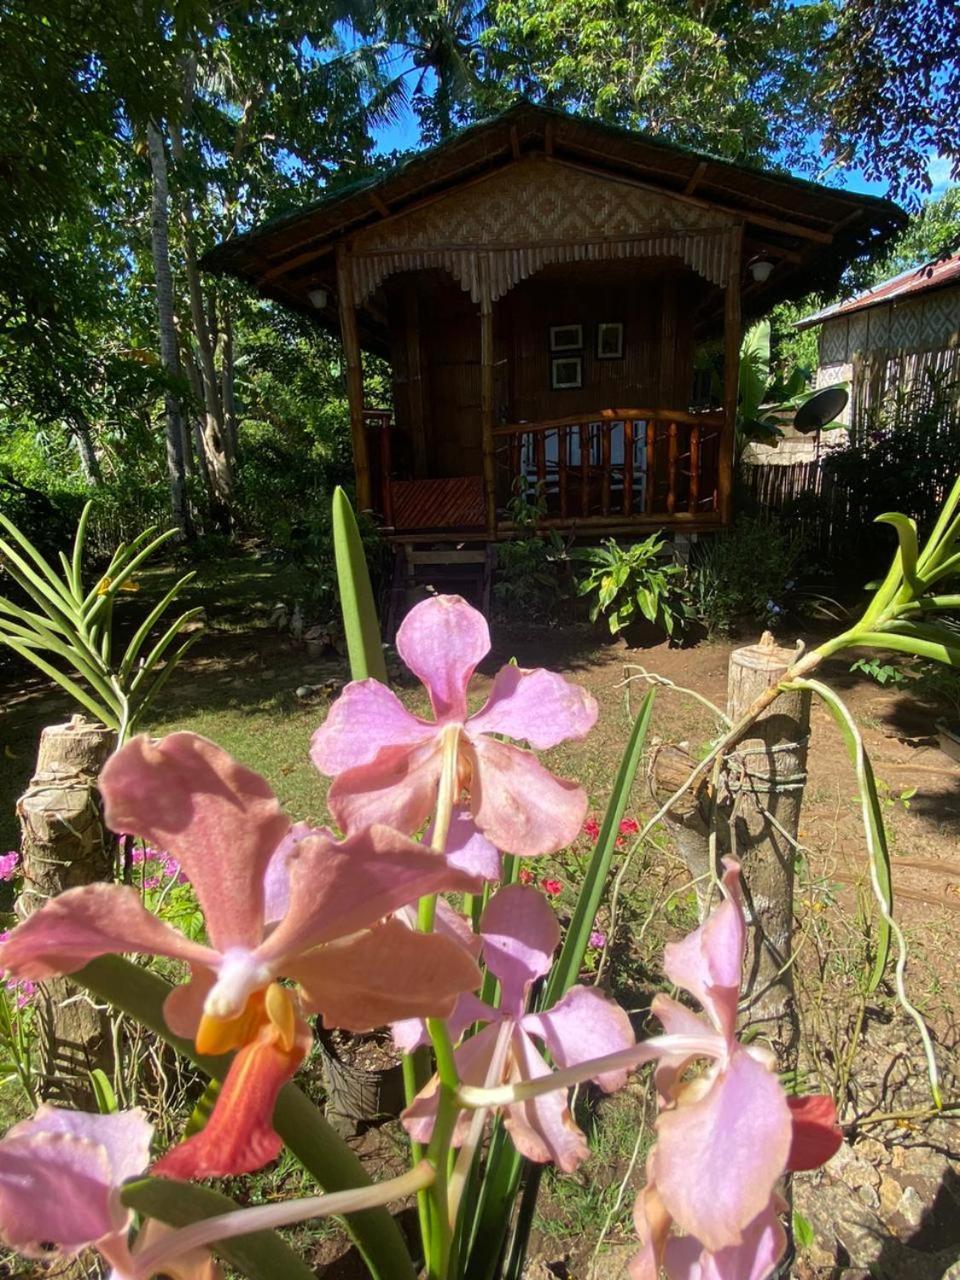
left=366, top=94, right=955, bottom=204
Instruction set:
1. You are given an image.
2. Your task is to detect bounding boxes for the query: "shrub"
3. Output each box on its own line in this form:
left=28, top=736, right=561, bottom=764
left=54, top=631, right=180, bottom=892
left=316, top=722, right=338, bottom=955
left=573, top=533, right=694, bottom=640
left=690, top=515, right=805, bottom=637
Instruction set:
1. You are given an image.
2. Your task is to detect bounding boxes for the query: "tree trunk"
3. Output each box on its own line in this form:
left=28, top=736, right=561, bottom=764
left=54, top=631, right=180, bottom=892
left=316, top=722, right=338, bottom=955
left=169, top=81, right=234, bottom=526
left=221, top=305, right=239, bottom=469
left=147, top=120, right=193, bottom=541
left=72, top=419, right=102, bottom=485
left=17, top=717, right=118, bottom=1104
left=723, top=632, right=810, bottom=1066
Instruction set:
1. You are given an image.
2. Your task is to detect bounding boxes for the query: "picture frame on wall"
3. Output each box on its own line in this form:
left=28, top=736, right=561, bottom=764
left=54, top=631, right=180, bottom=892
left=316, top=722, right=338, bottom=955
left=596, top=321, right=624, bottom=359
left=549, top=323, right=583, bottom=352
left=551, top=355, right=583, bottom=390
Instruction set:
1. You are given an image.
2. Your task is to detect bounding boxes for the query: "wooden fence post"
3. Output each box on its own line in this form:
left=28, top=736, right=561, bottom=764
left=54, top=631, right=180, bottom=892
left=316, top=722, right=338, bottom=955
left=17, top=716, right=117, bottom=1103
left=724, top=633, right=810, bottom=1064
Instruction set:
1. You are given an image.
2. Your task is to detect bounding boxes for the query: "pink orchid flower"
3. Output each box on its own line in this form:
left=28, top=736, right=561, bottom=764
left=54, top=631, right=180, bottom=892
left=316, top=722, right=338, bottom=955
left=0, top=732, right=480, bottom=1179
left=398, top=883, right=635, bottom=1171
left=311, top=595, right=598, bottom=856
left=0, top=1105, right=218, bottom=1279
left=630, top=860, right=843, bottom=1278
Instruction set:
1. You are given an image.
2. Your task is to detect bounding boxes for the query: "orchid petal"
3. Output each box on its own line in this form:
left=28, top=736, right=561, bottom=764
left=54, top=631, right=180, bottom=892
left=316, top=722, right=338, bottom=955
left=0, top=1107, right=152, bottom=1258
left=288, top=918, right=481, bottom=1031
left=154, top=1008, right=310, bottom=1180
left=648, top=993, right=723, bottom=1102
left=0, top=1131, right=118, bottom=1256
left=392, top=991, right=496, bottom=1054
left=257, top=826, right=475, bottom=966
left=662, top=1198, right=787, bottom=1280
left=441, top=808, right=502, bottom=885
left=402, top=1022, right=501, bottom=1145
left=16, top=1105, right=152, bottom=1184
left=309, top=680, right=434, bottom=775
left=523, top=985, right=635, bottom=1092
left=786, top=1094, right=843, bottom=1171
left=630, top=1181, right=673, bottom=1280
left=163, top=966, right=216, bottom=1039
left=468, top=736, right=587, bottom=856
left=662, top=860, right=745, bottom=1043
left=263, top=823, right=326, bottom=927
left=503, top=1028, right=589, bottom=1172
left=653, top=1048, right=791, bottom=1252
left=327, top=740, right=442, bottom=837
left=132, top=1220, right=222, bottom=1280
left=396, top=594, right=490, bottom=722
left=100, top=733, right=290, bottom=952
left=468, top=665, right=598, bottom=748
left=0, top=883, right=215, bottom=981
left=479, top=884, right=559, bottom=1014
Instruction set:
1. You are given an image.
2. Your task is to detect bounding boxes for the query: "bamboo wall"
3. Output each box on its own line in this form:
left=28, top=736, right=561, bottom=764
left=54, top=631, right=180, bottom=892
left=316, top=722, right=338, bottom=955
left=385, top=261, right=707, bottom=481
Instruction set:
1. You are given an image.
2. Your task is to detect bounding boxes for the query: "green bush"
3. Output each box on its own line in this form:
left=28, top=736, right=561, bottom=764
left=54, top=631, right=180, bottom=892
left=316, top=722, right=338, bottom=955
left=690, top=515, right=805, bottom=637
left=573, top=533, right=694, bottom=640
left=494, top=484, right=573, bottom=622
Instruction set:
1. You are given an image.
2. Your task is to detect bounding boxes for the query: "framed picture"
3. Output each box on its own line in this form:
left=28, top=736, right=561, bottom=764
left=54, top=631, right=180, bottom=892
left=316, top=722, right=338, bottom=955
left=549, top=323, right=583, bottom=352
left=596, top=321, right=624, bottom=359
left=551, top=356, right=583, bottom=390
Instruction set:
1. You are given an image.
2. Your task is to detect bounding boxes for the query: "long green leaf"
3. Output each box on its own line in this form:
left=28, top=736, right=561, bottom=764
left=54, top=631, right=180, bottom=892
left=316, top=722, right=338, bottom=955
left=0, top=595, right=72, bottom=636
left=128, top=608, right=204, bottom=696
left=0, top=512, right=77, bottom=607
left=875, top=513, right=920, bottom=597
left=332, top=486, right=388, bottom=683
left=0, top=620, right=118, bottom=711
left=855, top=631, right=960, bottom=666
left=70, top=499, right=94, bottom=598
left=120, top=572, right=197, bottom=679
left=787, top=678, right=940, bottom=1105
left=545, top=689, right=656, bottom=1005
left=0, top=535, right=80, bottom=627
left=122, top=1177, right=316, bottom=1280
left=74, top=956, right=417, bottom=1280
left=0, top=637, right=118, bottom=726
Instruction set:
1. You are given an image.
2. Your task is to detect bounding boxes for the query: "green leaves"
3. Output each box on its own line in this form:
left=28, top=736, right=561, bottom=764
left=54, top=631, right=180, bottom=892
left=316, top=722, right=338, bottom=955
left=0, top=500, right=202, bottom=740
left=122, top=1178, right=317, bottom=1280
left=332, top=486, right=388, bottom=684
left=573, top=535, right=692, bottom=640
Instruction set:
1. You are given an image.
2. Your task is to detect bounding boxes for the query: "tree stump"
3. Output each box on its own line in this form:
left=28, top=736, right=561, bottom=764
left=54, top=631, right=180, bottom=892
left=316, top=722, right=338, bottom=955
left=647, top=741, right=714, bottom=918
left=16, top=715, right=118, bottom=1103
left=724, top=633, right=810, bottom=1065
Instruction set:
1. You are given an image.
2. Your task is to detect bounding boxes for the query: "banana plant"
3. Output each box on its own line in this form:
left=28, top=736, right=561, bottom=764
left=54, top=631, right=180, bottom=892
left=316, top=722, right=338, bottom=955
left=0, top=501, right=203, bottom=742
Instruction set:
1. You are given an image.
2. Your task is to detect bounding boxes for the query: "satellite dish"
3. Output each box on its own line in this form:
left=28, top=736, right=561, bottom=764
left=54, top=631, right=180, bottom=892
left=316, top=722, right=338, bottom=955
left=793, top=386, right=849, bottom=433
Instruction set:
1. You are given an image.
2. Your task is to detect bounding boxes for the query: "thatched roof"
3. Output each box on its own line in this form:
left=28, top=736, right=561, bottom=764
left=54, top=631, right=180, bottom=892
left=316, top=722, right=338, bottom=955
left=204, top=101, right=906, bottom=344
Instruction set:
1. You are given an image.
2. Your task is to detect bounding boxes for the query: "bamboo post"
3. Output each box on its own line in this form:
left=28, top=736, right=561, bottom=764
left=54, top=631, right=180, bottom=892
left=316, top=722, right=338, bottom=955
left=17, top=716, right=117, bottom=1103
left=336, top=248, right=371, bottom=512
left=480, top=270, right=497, bottom=535
left=719, top=225, right=743, bottom=526
left=724, top=633, right=810, bottom=1064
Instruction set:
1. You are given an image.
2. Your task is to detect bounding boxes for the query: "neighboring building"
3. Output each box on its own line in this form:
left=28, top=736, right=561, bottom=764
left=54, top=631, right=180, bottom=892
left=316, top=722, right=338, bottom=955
left=206, top=102, right=902, bottom=542
left=797, top=253, right=960, bottom=435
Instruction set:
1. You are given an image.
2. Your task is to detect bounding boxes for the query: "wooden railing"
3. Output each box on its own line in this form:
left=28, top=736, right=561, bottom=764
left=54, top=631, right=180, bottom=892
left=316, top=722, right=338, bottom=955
left=493, top=408, right=724, bottom=525
left=363, top=408, right=394, bottom=523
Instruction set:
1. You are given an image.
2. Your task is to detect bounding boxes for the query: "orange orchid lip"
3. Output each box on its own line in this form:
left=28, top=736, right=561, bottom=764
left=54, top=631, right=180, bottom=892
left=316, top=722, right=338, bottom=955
left=155, top=983, right=309, bottom=1181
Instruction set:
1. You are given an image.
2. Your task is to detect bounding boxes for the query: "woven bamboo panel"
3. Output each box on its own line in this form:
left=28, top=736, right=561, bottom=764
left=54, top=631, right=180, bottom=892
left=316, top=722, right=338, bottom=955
left=389, top=476, right=486, bottom=530
left=350, top=157, right=736, bottom=304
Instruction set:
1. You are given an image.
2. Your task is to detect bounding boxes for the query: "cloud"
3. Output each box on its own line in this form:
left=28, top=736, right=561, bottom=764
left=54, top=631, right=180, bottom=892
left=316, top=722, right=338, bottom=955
left=927, top=154, right=955, bottom=197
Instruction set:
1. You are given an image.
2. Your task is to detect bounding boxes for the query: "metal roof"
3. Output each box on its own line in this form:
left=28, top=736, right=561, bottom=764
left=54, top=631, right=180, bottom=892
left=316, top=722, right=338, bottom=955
left=796, top=253, right=960, bottom=329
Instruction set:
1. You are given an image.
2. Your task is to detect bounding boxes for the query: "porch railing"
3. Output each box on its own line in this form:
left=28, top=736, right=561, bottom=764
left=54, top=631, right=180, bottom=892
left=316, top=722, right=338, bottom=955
left=493, top=408, right=724, bottom=526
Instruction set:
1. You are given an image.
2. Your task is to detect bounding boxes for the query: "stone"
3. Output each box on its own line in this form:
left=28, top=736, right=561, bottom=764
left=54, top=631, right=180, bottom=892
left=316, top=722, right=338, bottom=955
left=897, top=1184, right=926, bottom=1228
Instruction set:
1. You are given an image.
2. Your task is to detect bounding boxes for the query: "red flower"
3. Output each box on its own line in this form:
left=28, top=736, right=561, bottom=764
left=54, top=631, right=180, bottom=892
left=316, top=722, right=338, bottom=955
left=541, top=878, right=563, bottom=896
left=519, top=869, right=535, bottom=885
left=583, top=817, right=601, bottom=841
left=619, top=817, right=639, bottom=836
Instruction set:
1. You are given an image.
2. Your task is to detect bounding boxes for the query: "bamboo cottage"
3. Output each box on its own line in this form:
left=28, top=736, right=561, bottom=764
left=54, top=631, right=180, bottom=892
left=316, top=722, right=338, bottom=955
left=206, top=104, right=903, bottom=547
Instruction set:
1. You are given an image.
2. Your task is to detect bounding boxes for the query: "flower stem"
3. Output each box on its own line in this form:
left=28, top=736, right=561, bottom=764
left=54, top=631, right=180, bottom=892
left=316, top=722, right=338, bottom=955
left=132, top=1161, right=436, bottom=1279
